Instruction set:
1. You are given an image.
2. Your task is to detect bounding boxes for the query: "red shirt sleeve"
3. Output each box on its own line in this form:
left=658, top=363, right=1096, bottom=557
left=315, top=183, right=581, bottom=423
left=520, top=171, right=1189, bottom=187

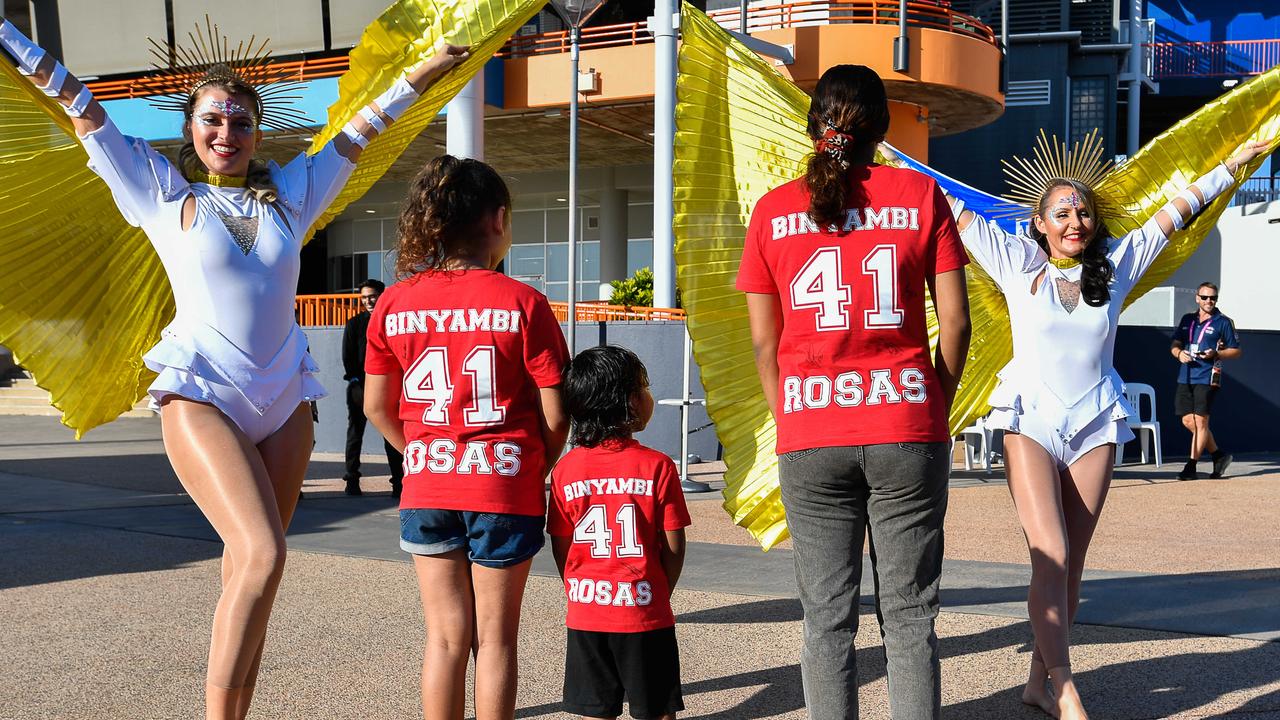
left=364, top=293, right=400, bottom=375
left=546, top=468, right=572, bottom=536
left=524, top=294, right=570, bottom=388
left=929, top=183, right=968, bottom=276
left=735, top=200, right=777, bottom=294
left=656, top=456, right=692, bottom=530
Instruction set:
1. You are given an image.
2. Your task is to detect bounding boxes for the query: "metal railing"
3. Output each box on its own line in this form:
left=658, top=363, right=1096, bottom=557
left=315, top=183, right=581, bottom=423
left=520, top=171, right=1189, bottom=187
left=549, top=301, right=686, bottom=322
left=294, top=294, right=685, bottom=328
left=82, top=1, right=995, bottom=98
left=1147, top=39, right=1280, bottom=80
left=1230, top=177, right=1280, bottom=208
left=500, top=0, right=996, bottom=58
left=295, top=294, right=364, bottom=328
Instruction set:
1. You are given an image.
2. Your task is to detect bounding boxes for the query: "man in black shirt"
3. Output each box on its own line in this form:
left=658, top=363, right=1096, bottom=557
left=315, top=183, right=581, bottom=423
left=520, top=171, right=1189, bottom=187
left=343, top=279, right=404, bottom=497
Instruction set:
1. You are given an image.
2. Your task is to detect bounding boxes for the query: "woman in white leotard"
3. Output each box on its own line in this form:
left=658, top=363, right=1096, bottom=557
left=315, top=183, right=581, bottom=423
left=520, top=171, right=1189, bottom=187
left=0, top=18, right=467, bottom=719
left=948, top=139, right=1268, bottom=720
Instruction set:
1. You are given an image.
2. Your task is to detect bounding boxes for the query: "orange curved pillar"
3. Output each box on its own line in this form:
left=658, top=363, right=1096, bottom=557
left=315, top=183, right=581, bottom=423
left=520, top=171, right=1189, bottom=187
left=887, top=101, right=929, bottom=162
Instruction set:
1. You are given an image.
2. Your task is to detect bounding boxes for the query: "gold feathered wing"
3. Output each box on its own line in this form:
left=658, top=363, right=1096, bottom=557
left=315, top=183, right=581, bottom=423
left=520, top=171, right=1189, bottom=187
left=673, top=3, right=1279, bottom=549
left=304, top=0, right=547, bottom=241
left=0, top=0, right=544, bottom=436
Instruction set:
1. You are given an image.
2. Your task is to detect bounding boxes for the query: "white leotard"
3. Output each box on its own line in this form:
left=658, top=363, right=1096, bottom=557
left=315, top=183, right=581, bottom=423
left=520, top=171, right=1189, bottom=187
left=958, top=165, right=1234, bottom=466
left=80, top=118, right=354, bottom=442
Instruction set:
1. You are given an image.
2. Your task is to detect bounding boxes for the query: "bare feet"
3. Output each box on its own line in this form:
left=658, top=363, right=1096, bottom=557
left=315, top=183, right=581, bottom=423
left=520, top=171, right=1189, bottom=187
left=1047, top=665, right=1089, bottom=720
left=1022, top=678, right=1058, bottom=717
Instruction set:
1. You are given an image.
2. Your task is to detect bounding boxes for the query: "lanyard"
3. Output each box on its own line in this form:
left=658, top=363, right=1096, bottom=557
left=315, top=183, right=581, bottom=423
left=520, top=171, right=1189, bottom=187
left=1184, top=316, right=1216, bottom=384
left=1191, top=316, right=1214, bottom=348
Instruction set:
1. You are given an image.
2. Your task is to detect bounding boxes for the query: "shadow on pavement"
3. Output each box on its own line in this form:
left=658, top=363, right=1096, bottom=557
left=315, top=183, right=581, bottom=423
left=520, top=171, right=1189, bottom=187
left=667, top=598, right=1280, bottom=718
left=0, top=516, right=222, bottom=590
left=947, top=620, right=1280, bottom=719
left=0, top=452, right=352, bottom=495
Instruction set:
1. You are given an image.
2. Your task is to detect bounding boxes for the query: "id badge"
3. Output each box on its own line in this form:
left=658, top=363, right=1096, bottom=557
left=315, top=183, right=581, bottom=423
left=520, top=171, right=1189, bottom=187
left=1189, top=343, right=1200, bottom=354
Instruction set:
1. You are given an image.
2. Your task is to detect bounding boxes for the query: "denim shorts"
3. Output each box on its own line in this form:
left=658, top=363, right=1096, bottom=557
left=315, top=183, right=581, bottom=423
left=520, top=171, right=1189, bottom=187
left=399, top=508, right=545, bottom=568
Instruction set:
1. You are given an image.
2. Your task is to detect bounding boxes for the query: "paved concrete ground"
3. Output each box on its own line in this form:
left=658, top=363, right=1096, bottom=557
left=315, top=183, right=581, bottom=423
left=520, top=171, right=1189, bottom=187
left=2, top=416, right=1278, bottom=719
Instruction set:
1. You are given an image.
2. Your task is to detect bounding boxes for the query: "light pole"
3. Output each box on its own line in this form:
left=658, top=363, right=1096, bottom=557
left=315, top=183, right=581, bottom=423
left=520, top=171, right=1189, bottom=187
left=548, top=0, right=606, bottom=354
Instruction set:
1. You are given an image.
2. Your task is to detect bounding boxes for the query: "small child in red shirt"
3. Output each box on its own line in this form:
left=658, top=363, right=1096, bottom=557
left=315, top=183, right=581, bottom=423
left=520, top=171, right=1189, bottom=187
left=548, top=345, right=692, bottom=720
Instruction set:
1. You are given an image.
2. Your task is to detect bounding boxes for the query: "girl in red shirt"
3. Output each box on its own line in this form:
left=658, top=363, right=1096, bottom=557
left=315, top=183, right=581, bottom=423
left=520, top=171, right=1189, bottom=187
left=738, top=65, right=971, bottom=720
left=365, top=156, right=570, bottom=719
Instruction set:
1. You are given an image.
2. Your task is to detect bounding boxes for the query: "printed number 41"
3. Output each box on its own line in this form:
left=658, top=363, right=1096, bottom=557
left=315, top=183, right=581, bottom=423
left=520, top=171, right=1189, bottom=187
left=789, top=245, right=904, bottom=331
left=402, top=345, right=506, bottom=426
left=573, top=504, right=644, bottom=559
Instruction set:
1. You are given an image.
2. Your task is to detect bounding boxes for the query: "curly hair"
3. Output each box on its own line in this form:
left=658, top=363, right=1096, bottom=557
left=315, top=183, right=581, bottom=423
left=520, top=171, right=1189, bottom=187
left=395, top=155, right=511, bottom=278
left=804, top=64, right=891, bottom=229
left=563, top=345, right=650, bottom=448
left=1029, top=179, right=1114, bottom=307
left=179, top=68, right=278, bottom=204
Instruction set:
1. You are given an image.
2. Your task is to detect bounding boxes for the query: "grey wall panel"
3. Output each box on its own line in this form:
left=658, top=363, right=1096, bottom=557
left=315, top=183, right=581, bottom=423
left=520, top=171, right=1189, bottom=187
left=57, top=0, right=168, bottom=75
left=327, top=0, right=391, bottom=49
left=173, top=0, right=324, bottom=57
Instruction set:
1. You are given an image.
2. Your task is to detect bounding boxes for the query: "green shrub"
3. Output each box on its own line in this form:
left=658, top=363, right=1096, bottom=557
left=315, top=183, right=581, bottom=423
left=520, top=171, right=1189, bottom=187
left=609, top=267, right=654, bottom=308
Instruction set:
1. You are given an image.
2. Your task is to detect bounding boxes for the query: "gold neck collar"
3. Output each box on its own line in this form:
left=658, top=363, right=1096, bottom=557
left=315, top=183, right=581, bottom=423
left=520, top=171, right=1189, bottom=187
left=193, top=171, right=247, bottom=188
left=1047, top=256, right=1082, bottom=269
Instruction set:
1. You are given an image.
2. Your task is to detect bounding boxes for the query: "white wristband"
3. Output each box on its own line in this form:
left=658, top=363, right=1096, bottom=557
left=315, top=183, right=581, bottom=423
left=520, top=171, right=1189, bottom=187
left=0, top=18, right=47, bottom=75
left=341, top=122, right=371, bottom=149
left=1168, top=164, right=1235, bottom=231
left=63, top=84, right=93, bottom=117
left=372, top=77, right=420, bottom=120
left=358, top=105, right=388, bottom=135
left=40, top=62, right=66, bottom=98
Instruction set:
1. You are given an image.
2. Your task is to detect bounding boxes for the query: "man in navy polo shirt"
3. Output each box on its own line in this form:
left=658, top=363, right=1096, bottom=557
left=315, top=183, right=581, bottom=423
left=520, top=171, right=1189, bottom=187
left=1170, top=282, right=1242, bottom=480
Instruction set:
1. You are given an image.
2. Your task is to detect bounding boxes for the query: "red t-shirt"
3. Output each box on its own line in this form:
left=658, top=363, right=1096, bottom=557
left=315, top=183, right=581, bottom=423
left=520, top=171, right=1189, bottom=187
left=735, top=165, right=967, bottom=453
left=365, top=270, right=569, bottom=515
left=547, top=439, right=692, bottom=633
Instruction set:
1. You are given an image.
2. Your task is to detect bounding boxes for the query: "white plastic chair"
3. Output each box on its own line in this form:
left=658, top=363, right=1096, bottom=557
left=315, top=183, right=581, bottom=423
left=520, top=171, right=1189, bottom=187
left=1119, top=382, right=1162, bottom=467
left=956, top=416, right=993, bottom=472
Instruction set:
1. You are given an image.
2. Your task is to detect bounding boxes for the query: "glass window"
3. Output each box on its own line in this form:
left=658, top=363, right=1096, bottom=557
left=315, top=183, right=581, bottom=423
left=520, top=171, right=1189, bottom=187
left=1069, top=76, right=1108, bottom=149
left=627, top=239, right=654, bottom=276
left=512, top=209, right=544, bottom=246
left=329, top=255, right=354, bottom=291
left=508, top=244, right=547, bottom=285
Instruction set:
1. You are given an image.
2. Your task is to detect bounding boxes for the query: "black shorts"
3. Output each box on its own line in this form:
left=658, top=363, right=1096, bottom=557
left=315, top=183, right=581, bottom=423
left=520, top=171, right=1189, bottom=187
left=563, top=627, right=683, bottom=719
left=1174, top=383, right=1218, bottom=417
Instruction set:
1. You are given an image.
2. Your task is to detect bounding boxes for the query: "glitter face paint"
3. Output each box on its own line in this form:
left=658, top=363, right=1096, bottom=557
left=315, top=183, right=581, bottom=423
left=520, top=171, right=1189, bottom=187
left=197, top=98, right=256, bottom=125
left=1054, top=192, right=1083, bottom=208
left=1036, top=186, right=1097, bottom=259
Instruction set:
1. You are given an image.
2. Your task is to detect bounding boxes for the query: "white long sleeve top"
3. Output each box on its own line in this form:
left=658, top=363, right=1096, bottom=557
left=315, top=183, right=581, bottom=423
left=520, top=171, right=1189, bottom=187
left=81, top=119, right=355, bottom=413
left=958, top=165, right=1234, bottom=441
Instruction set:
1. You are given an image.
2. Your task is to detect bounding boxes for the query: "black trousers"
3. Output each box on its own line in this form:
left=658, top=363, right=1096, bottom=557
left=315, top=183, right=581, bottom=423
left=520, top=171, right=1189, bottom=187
left=345, top=380, right=404, bottom=483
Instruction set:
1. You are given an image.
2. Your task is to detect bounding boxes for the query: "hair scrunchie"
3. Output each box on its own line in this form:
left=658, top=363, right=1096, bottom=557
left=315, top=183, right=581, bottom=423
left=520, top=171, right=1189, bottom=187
left=815, top=119, right=856, bottom=170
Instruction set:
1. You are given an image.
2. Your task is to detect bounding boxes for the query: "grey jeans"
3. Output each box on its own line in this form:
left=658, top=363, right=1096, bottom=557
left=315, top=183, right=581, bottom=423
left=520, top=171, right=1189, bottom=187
left=778, top=442, right=950, bottom=720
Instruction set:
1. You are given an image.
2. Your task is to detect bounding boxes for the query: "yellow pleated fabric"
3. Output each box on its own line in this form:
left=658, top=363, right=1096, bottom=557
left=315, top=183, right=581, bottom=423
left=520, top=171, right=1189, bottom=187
left=304, top=0, right=547, bottom=241
left=0, top=0, right=545, bottom=437
left=0, top=62, right=172, bottom=435
left=673, top=3, right=1279, bottom=549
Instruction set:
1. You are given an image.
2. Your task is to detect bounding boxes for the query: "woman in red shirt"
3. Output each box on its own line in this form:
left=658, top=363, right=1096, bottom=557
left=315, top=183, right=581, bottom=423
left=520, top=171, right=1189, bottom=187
left=365, top=156, right=569, bottom=719
left=738, top=65, right=971, bottom=720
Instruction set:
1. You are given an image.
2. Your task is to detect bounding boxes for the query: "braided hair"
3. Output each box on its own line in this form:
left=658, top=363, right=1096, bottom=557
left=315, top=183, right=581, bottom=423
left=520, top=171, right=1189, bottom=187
left=804, top=65, right=891, bottom=229
left=395, top=155, right=512, bottom=278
